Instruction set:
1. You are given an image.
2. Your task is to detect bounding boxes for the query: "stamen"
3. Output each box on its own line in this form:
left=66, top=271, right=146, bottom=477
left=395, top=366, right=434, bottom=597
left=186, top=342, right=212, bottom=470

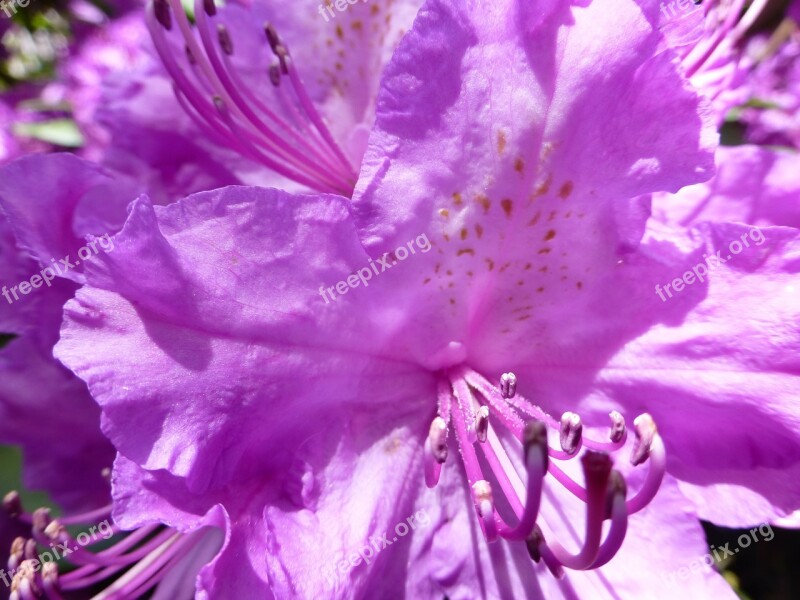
left=630, top=413, right=656, bottom=466
left=3, top=491, right=24, bottom=519
left=627, top=426, right=666, bottom=514
left=500, top=372, right=517, bottom=398
left=432, top=367, right=666, bottom=576
left=10, top=560, right=39, bottom=600
left=588, top=470, right=628, bottom=569
left=499, top=421, right=548, bottom=541
left=474, top=406, right=490, bottom=443
left=217, top=24, right=233, bottom=56
left=544, top=452, right=611, bottom=570
left=146, top=1, right=358, bottom=194
left=41, top=563, right=63, bottom=600
left=8, top=537, right=24, bottom=571
left=424, top=416, right=448, bottom=488
left=269, top=65, right=281, bottom=87
left=4, top=491, right=216, bottom=598
left=609, top=410, right=626, bottom=443
left=472, top=481, right=498, bottom=542
left=559, top=411, right=583, bottom=456
left=528, top=526, right=565, bottom=579
left=153, top=0, right=172, bottom=30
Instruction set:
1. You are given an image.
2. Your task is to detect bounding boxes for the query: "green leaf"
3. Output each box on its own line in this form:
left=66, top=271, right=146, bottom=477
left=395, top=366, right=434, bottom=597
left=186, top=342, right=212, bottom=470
left=12, top=119, right=85, bottom=148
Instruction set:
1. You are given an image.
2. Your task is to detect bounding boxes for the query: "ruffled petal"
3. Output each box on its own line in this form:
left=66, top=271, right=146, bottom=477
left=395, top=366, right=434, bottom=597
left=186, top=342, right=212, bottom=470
left=56, top=186, right=432, bottom=495
left=348, top=0, right=717, bottom=368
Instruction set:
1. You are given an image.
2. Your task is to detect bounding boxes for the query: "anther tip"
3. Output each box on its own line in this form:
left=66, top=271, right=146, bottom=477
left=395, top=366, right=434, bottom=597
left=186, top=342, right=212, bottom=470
left=631, top=413, right=657, bottom=466
left=523, top=420, right=548, bottom=466
left=559, top=411, right=583, bottom=456
left=3, top=490, right=22, bottom=515
left=264, top=23, right=280, bottom=52
left=581, top=450, right=613, bottom=489
left=428, top=416, right=449, bottom=463
left=23, top=539, right=36, bottom=560
left=217, top=23, right=233, bottom=55
left=525, top=526, right=545, bottom=562
left=500, top=372, right=517, bottom=399
left=475, top=406, right=490, bottom=443
left=10, top=536, right=25, bottom=556
left=269, top=64, right=281, bottom=87
left=43, top=519, right=66, bottom=542
left=471, top=480, right=494, bottom=521
left=203, top=0, right=217, bottom=16
left=31, top=508, right=51, bottom=532
left=608, top=410, right=626, bottom=443
left=153, top=0, right=172, bottom=30
left=42, top=561, right=59, bottom=584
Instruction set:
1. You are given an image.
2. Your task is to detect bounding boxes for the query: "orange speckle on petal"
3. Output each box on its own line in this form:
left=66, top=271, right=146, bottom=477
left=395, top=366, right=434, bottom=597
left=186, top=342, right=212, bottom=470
left=476, top=194, right=491, bottom=213
left=501, top=198, right=513, bottom=217
left=460, top=228, right=468, bottom=240
left=544, top=229, right=556, bottom=241
left=497, top=130, right=507, bottom=155
left=475, top=224, right=484, bottom=239
left=559, top=181, right=574, bottom=199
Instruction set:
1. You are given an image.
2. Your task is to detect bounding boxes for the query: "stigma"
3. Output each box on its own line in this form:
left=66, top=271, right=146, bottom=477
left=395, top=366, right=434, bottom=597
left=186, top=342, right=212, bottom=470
left=424, top=367, right=666, bottom=576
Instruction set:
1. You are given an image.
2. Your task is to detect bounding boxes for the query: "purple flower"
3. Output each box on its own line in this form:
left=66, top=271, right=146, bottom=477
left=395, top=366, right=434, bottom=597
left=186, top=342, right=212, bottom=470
left=0, top=215, right=113, bottom=514
left=48, top=0, right=800, bottom=597
left=91, top=0, right=424, bottom=199
left=0, top=158, right=220, bottom=598
left=652, top=144, right=800, bottom=228
left=736, top=29, right=800, bottom=148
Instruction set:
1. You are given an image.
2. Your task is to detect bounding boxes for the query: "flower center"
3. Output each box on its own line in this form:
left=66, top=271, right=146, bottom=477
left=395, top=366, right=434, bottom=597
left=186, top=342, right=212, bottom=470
left=147, top=0, right=358, bottom=195
left=425, top=366, right=666, bottom=576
